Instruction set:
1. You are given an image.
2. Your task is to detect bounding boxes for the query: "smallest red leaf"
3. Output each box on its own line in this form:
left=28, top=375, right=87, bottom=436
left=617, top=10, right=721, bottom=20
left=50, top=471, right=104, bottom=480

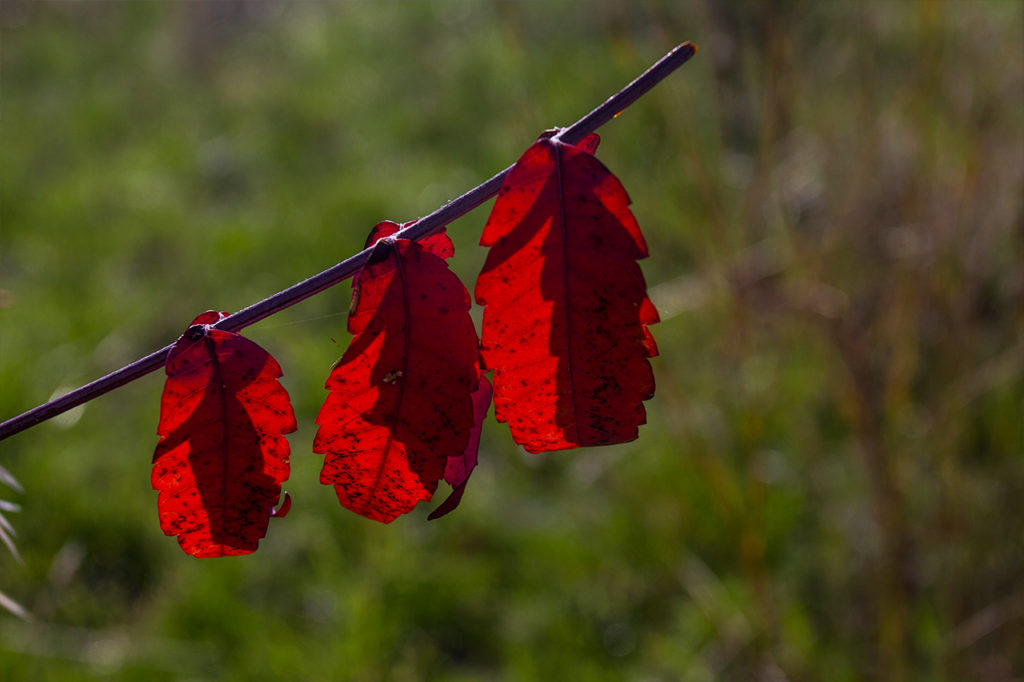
left=428, top=375, right=492, bottom=520
left=271, top=491, right=292, bottom=518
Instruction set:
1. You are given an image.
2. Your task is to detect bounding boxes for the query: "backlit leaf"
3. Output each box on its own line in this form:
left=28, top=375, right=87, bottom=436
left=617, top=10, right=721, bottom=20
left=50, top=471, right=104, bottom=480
left=152, top=311, right=296, bottom=557
left=314, top=222, right=481, bottom=523
left=475, top=133, right=658, bottom=453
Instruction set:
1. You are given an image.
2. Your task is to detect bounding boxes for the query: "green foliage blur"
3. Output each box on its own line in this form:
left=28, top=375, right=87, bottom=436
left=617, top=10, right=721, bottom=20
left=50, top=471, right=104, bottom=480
left=1, top=1, right=1022, bottom=680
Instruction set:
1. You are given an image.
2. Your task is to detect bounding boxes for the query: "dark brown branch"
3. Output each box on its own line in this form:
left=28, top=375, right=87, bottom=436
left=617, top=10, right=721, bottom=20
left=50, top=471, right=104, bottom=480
left=0, top=42, right=697, bottom=443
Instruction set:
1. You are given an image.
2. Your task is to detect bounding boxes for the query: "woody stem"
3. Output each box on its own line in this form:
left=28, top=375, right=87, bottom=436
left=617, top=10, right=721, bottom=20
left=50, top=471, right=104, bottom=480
left=0, top=42, right=697, bottom=443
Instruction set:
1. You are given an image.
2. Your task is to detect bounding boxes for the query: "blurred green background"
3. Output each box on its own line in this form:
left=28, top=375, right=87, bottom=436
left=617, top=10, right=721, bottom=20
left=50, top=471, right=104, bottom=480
left=1, top=1, right=1022, bottom=680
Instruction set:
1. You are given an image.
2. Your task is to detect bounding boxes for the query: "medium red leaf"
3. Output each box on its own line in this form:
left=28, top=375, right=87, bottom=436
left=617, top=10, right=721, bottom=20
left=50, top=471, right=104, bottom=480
left=152, top=311, right=296, bottom=558
left=475, top=133, right=658, bottom=453
left=314, top=222, right=480, bottom=523
left=428, top=374, right=492, bottom=520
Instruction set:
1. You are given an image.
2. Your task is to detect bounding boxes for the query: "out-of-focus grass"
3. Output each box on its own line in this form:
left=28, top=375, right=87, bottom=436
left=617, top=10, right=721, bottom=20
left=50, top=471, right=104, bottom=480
left=1, top=1, right=1022, bottom=680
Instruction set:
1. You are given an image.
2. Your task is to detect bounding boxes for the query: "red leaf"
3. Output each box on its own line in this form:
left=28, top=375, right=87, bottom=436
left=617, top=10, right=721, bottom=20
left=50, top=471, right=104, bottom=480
left=428, top=374, right=492, bottom=520
left=152, top=311, right=297, bottom=558
left=314, top=222, right=480, bottom=523
left=475, top=133, right=658, bottom=453
left=271, top=491, right=292, bottom=518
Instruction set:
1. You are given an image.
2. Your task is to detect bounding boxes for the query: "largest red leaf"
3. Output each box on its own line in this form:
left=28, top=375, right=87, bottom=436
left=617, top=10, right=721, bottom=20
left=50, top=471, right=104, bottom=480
left=152, top=311, right=296, bottom=557
left=475, top=133, right=658, bottom=453
left=314, top=222, right=480, bottom=523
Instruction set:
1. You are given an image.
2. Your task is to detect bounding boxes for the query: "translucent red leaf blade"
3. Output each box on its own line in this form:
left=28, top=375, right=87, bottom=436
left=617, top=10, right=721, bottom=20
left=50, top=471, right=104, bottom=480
left=152, top=311, right=296, bottom=558
left=314, top=230, right=480, bottom=523
left=475, top=135, right=657, bottom=453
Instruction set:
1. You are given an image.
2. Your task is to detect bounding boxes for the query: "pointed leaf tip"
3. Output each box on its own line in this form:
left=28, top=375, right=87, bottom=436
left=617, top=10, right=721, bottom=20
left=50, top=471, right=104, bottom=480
left=271, top=491, right=292, bottom=518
